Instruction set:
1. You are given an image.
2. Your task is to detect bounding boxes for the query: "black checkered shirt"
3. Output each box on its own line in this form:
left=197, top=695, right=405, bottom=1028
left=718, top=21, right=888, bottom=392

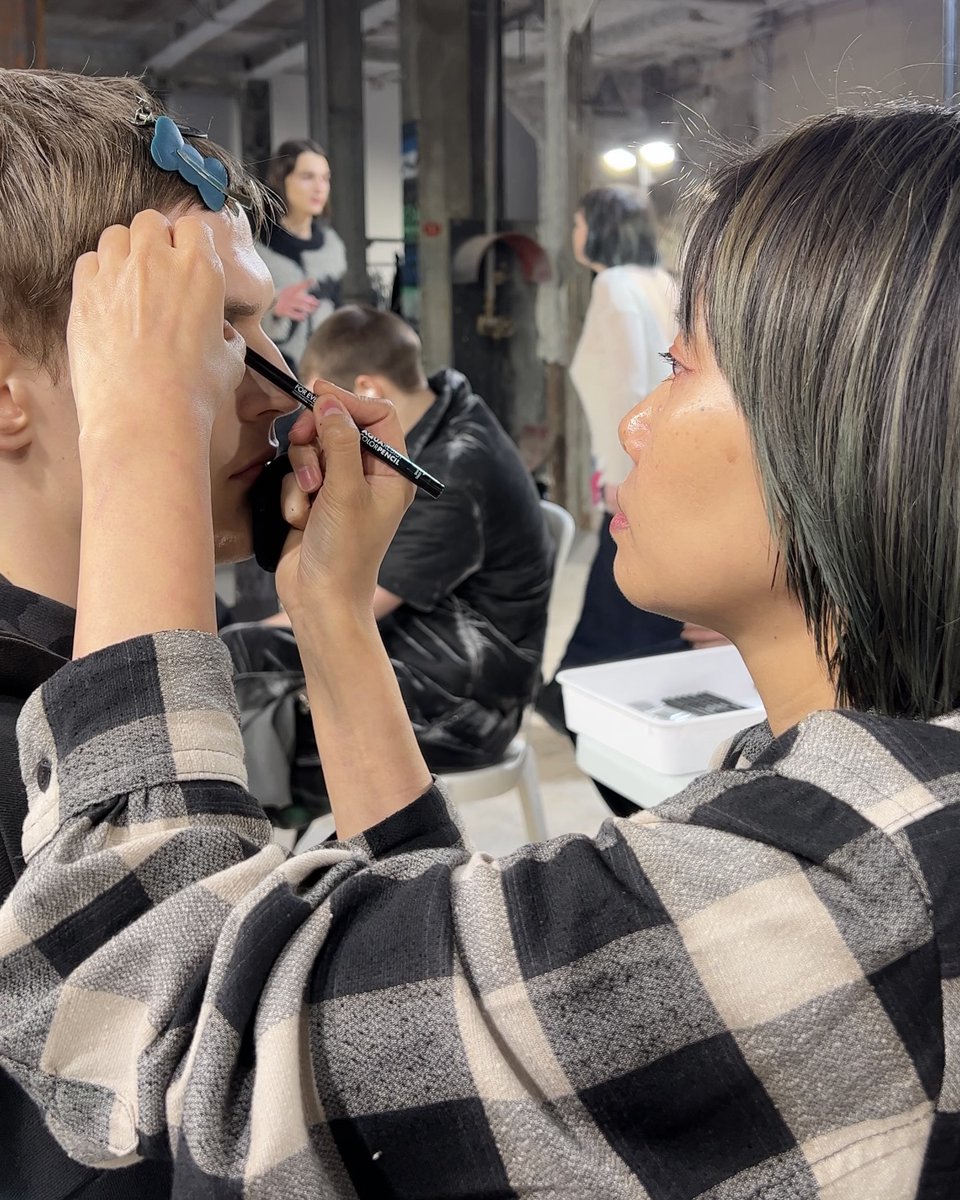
left=0, top=626, right=957, bottom=1198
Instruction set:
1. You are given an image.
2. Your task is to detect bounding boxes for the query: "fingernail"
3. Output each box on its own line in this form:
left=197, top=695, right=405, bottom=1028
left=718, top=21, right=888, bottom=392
left=295, top=465, right=321, bottom=492
left=319, top=398, right=342, bottom=417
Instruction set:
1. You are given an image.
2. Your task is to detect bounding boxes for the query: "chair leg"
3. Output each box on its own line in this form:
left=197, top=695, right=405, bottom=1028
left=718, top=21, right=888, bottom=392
left=517, top=743, right=548, bottom=842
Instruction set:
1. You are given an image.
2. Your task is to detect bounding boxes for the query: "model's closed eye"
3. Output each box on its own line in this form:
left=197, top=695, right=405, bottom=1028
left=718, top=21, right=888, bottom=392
left=224, top=300, right=263, bottom=326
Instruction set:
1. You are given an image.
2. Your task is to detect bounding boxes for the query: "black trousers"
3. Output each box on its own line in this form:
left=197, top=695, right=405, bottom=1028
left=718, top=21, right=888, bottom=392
left=559, top=514, right=684, bottom=672
left=543, top=514, right=687, bottom=818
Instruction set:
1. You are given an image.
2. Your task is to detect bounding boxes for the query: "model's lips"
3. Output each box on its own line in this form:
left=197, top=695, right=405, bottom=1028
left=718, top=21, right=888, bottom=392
left=610, top=512, right=629, bottom=534
left=230, top=455, right=273, bottom=482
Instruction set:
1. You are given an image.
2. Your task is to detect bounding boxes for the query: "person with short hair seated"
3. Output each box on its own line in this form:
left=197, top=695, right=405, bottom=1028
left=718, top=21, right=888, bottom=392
left=221, top=304, right=552, bottom=824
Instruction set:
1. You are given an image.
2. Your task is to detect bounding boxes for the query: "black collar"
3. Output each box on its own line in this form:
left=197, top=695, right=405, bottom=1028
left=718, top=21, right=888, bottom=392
left=0, top=574, right=75, bottom=660
left=267, top=219, right=327, bottom=264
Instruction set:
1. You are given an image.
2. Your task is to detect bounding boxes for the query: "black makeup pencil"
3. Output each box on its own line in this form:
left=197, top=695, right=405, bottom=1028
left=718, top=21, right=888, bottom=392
left=245, top=347, right=445, bottom=499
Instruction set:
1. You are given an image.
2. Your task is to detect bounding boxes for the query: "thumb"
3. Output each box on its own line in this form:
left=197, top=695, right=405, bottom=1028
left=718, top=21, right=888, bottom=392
left=295, top=278, right=316, bottom=293
left=316, top=398, right=364, bottom=499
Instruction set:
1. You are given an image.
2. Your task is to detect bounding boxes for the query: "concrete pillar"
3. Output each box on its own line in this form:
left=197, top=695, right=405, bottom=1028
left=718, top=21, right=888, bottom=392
left=398, top=0, right=504, bottom=372
left=324, top=1, right=369, bottom=303
left=240, top=80, right=272, bottom=180
left=946, top=0, right=958, bottom=101
left=0, top=0, right=44, bottom=67
left=398, top=0, right=473, bottom=369
left=537, top=0, right=597, bottom=522
left=304, top=0, right=329, bottom=147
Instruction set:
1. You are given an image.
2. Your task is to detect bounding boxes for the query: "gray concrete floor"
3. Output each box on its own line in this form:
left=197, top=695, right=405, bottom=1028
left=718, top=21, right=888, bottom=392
left=455, top=530, right=612, bottom=857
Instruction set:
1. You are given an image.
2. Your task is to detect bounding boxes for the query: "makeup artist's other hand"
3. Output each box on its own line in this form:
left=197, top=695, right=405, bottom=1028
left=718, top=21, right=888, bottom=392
left=272, top=279, right=320, bottom=322
left=68, top=209, right=245, bottom=443
left=275, top=381, right=414, bottom=619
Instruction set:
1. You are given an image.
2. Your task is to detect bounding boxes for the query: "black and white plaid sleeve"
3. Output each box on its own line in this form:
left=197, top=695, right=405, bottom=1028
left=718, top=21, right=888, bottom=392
left=0, top=631, right=948, bottom=1197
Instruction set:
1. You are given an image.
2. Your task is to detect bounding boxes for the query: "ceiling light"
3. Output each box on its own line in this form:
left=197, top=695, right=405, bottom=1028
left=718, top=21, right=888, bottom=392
left=602, top=147, right=637, bottom=172
left=638, top=141, right=677, bottom=168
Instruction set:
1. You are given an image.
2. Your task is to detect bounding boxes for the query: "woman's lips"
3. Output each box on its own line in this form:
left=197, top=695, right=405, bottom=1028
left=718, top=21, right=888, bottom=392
left=610, top=512, right=629, bottom=533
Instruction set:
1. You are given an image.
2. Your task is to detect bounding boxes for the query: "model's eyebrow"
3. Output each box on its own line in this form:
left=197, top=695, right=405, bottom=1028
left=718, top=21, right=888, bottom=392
left=224, top=299, right=262, bottom=324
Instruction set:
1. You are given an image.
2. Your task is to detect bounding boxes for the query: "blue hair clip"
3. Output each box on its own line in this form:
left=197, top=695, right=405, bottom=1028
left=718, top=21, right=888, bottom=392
left=149, top=115, right=232, bottom=213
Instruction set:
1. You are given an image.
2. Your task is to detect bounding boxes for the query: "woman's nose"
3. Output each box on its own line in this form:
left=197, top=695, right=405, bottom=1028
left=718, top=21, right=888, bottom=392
left=620, top=399, right=655, bottom=461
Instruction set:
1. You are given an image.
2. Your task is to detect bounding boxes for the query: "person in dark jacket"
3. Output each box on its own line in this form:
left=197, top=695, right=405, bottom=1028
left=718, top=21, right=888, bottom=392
left=228, top=305, right=553, bottom=786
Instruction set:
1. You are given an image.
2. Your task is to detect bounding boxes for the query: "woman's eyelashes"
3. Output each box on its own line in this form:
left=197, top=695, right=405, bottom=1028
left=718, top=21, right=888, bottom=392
left=659, top=350, right=685, bottom=378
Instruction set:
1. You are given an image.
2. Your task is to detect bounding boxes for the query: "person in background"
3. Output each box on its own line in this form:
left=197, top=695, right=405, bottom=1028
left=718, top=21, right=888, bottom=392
left=232, top=140, right=348, bottom=623
left=257, top=138, right=346, bottom=372
left=224, top=304, right=552, bottom=808
left=538, top=186, right=722, bottom=802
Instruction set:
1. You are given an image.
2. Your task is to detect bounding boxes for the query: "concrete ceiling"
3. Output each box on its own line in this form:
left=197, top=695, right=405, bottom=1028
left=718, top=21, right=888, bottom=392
left=44, top=0, right=394, bottom=81
left=43, top=0, right=832, bottom=88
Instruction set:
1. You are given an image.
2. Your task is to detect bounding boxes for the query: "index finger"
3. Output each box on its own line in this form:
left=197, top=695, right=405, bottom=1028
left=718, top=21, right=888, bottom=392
left=295, top=377, right=406, bottom=454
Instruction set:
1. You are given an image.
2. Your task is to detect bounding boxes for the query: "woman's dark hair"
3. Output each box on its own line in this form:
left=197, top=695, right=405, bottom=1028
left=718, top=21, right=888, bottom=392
left=265, top=139, right=329, bottom=212
left=680, top=103, right=960, bottom=720
left=579, top=185, right=658, bottom=267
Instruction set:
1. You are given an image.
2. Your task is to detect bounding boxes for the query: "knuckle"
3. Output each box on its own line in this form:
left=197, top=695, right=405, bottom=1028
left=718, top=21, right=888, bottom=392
left=132, top=209, right=166, bottom=228
left=97, top=223, right=127, bottom=250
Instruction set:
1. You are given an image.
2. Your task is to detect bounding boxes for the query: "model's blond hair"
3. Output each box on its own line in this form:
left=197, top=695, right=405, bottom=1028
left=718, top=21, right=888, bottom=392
left=0, top=69, right=265, bottom=372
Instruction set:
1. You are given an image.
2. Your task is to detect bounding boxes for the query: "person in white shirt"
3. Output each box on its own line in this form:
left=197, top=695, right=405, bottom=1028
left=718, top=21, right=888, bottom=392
left=538, top=187, right=719, bottom=810
left=570, top=187, right=678, bottom=512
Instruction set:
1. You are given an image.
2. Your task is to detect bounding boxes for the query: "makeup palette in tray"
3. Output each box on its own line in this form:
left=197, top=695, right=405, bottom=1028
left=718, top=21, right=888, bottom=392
left=557, top=645, right=765, bottom=776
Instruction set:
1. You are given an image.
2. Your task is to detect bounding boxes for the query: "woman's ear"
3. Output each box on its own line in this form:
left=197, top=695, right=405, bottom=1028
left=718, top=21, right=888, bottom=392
left=0, top=384, right=31, bottom=453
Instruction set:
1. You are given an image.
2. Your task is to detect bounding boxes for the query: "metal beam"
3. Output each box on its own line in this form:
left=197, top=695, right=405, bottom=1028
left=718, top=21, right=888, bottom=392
left=247, top=0, right=396, bottom=79
left=247, top=42, right=305, bottom=80
left=146, top=0, right=276, bottom=72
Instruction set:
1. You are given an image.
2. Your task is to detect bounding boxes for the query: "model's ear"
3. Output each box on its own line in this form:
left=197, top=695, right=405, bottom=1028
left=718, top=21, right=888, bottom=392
left=0, top=344, right=32, bottom=453
left=353, top=373, right=385, bottom=400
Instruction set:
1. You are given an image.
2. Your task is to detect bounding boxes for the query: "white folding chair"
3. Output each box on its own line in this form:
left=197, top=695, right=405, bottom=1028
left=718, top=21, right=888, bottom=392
left=438, top=500, right=576, bottom=843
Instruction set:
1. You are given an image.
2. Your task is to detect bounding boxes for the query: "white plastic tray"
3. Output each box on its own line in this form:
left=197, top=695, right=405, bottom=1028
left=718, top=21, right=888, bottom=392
left=557, top=645, right=765, bottom=776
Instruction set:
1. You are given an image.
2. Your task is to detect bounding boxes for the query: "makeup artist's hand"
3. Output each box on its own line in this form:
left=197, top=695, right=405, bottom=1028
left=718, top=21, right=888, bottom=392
left=274, top=385, right=431, bottom=837
left=68, top=209, right=245, bottom=443
left=275, top=381, right=414, bottom=620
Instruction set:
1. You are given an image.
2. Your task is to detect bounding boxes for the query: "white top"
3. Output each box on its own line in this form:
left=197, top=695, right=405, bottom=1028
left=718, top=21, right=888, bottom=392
left=256, top=229, right=347, bottom=368
left=569, top=264, right=678, bottom=489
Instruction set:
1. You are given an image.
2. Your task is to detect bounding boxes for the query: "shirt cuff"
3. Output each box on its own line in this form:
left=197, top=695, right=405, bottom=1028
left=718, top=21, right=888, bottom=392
left=17, top=631, right=248, bottom=863
left=344, top=782, right=467, bottom=860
